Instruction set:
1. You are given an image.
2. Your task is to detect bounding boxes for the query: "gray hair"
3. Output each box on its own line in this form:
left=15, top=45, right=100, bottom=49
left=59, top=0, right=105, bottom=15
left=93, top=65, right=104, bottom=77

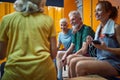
left=59, top=18, right=68, bottom=24
left=68, top=10, right=81, bottom=18
left=14, top=0, right=46, bottom=15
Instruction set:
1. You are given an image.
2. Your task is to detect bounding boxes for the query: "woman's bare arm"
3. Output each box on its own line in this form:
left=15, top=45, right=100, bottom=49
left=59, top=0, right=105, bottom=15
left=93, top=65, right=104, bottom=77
left=50, top=36, right=57, bottom=59
left=0, top=41, right=7, bottom=60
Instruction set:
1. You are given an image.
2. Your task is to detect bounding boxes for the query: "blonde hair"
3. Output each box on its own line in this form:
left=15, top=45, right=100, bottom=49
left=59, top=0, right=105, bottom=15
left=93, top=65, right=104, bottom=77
left=14, top=0, right=46, bottom=15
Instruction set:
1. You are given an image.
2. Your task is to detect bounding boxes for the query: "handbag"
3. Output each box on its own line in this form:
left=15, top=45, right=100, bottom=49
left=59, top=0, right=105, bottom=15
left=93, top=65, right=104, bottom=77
left=88, top=44, right=97, bottom=57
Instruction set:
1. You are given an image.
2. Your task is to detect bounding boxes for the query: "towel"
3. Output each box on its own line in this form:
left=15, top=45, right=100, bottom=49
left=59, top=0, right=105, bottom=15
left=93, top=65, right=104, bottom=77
left=94, top=19, right=115, bottom=40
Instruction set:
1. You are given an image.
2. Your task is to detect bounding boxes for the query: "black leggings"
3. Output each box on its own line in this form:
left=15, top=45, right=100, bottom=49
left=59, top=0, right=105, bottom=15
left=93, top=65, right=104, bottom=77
left=1, top=62, right=6, bottom=77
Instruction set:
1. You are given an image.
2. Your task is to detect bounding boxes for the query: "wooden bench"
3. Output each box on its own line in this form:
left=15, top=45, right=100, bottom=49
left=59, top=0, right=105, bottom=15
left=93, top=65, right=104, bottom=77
left=64, top=75, right=107, bottom=80
left=64, top=75, right=120, bottom=80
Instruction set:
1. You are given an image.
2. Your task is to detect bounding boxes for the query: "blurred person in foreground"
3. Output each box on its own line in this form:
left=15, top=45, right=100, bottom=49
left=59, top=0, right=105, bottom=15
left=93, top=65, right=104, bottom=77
left=0, top=0, right=57, bottom=80
left=68, top=1, right=120, bottom=79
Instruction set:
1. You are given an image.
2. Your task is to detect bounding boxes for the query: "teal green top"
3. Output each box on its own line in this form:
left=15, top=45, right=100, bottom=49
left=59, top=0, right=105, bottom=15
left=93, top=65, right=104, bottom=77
left=72, top=24, right=95, bottom=52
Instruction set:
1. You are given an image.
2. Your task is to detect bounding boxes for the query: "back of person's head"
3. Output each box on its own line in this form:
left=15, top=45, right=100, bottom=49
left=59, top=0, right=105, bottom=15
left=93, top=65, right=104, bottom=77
left=68, top=10, right=81, bottom=19
left=97, top=1, right=118, bottom=20
left=59, top=18, right=68, bottom=25
left=14, top=0, right=46, bottom=15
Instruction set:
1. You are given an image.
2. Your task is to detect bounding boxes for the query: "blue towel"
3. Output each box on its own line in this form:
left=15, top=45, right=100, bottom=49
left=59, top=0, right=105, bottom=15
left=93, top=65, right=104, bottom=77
left=94, top=19, right=115, bottom=40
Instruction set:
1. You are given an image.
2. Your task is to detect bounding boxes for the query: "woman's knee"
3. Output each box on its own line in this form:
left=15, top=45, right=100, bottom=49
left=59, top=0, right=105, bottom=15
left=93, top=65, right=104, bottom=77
left=56, top=51, right=64, bottom=59
left=69, top=58, right=79, bottom=68
left=67, top=55, right=73, bottom=60
left=75, top=61, right=88, bottom=76
left=67, top=55, right=74, bottom=65
left=76, top=61, right=88, bottom=70
left=67, top=55, right=72, bottom=65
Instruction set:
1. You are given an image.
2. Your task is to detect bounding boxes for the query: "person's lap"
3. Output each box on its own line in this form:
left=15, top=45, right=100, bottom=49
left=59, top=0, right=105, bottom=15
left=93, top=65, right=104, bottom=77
left=67, top=55, right=95, bottom=77
left=67, top=54, right=95, bottom=65
left=76, top=60, right=119, bottom=77
left=67, top=56, right=119, bottom=78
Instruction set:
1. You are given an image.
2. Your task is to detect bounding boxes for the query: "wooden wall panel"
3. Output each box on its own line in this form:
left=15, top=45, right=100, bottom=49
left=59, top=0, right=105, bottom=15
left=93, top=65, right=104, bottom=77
left=91, top=0, right=100, bottom=31
left=83, top=0, right=91, bottom=26
left=83, top=0, right=99, bottom=31
left=64, top=0, right=77, bottom=20
left=0, top=2, right=14, bottom=21
left=0, top=2, right=5, bottom=21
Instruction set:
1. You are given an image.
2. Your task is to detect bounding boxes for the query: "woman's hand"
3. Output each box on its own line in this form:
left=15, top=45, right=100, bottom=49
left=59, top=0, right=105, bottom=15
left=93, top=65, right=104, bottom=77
left=93, top=41, right=108, bottom=50
left=61, top=54, right=67, bottom=66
